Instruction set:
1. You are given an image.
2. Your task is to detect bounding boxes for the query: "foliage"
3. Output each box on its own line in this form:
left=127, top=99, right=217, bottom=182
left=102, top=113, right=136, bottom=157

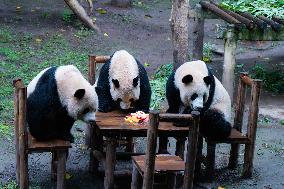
left=203, top=42, right=213, bottom=63
left=251, top=65, right=284, bottom=93
left=150, top=64, right=173, bottom=110
left=0, top=181, right=18, bottom=189
left=62, top=9, right=76, bottom=23
left=220, top=0, right=284, bottom=18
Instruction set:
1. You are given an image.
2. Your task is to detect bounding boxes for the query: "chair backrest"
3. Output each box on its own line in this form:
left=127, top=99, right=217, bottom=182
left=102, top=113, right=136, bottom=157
left=88, top=54, right=110, bottom=84
left=233, top=72, right=262, bottom=138
left=142, top=111, right=200, bottom=189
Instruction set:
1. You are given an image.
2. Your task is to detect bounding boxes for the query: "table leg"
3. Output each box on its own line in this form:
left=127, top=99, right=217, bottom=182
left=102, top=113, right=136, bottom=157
left=104, top=137, right=116, bottom=189
left=158, top=136, right=169, bottom=154
left=89, top=125, right=103, bottom=174
left=175, top=137, right=186, bottom=160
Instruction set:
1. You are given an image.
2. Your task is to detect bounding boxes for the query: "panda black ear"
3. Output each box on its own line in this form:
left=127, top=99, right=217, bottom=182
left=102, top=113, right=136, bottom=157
left=74, top=89, right=85, bottom=99
left=112, top=79, right=120, bottom=88
left=182, top=75, right=193, bottom=84
left=203, top=76, right=212, bottom=86
left=133, top=76, right=139, bottom=87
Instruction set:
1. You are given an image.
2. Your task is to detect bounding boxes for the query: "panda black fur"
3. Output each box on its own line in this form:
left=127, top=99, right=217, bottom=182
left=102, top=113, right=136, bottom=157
left=95, top=50, right=151, bottom=113
left=166, top=60, right=232, bottom=140
left=27, top=65, right=98, bottom=142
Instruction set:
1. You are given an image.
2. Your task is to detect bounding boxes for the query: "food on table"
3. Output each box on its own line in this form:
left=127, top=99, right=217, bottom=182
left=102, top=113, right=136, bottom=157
left=125, top=111, right=149, bottom=124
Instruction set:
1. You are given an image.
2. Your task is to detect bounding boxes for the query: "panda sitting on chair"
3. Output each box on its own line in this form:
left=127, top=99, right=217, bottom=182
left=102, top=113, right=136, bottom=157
left=27, top=65, right=98, bottom=142
left=166, top=60, right=232, bottom=140
left=95, top=50, right=151, bottom=113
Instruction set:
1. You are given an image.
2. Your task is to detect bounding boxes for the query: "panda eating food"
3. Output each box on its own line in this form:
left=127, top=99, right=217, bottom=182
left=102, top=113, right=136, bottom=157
left=27, top=65, right=98, bottom=142
left=94, top=50, right=151, bottom=113
left=166, top=60, right=232, bottom=140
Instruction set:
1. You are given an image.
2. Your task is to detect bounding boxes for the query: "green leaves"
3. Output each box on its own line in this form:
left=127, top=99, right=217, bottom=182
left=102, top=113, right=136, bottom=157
left=150, top=64, right=173, bottom=110
left=220, top=0, right=284, bottom=18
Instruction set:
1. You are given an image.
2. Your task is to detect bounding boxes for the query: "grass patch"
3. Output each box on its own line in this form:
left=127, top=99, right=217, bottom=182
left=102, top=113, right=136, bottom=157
left=150, top=64, right=173, bottom=110
left=251, top=65, right=284, bottom=93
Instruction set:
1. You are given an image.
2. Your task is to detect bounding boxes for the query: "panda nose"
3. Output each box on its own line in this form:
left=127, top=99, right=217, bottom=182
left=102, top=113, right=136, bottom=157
left=196, top=107, right=203, bottom=111
left=89, top=120, right=96, bottom=125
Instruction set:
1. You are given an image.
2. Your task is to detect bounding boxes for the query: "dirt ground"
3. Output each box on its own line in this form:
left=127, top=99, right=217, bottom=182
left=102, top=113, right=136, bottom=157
left=0, top=0, right=283, bottom=188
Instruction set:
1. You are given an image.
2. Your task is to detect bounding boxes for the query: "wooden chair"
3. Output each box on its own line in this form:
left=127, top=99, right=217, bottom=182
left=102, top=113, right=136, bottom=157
left=203, top=73, right=262, bottom=181
left=131, top=111, right=201, bottom=189
left=86, top=54, right=137, bottom=172
left=13, top=79, right=71, bottom=189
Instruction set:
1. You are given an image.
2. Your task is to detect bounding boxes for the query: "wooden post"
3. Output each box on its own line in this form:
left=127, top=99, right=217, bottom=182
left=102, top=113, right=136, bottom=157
left=57, top=150, right=67, bottom=189
left=14, top=85, right=20, bottom=184
left=189, top=4, right=205, bottom=61
left=104, top=137, right=116, bottom=189
left=111, top=0, right=132, bottom=7
left=205, top=141, right=216, bottom=182
left=222, top=26, right=237, bottom=100
left=183, top=111, right=200, bottom=189
left=243, top=80, right=262, bottom=178
left=142, top=111, right=159, bottom=189
left=175, top=137, right=186, bottom=160
left=18, top=87, right=28, bottom=189
left=228, top=73, right=248, bottom=169
left=171, top=0, right=189, bottom=70
left=131, top=165, right=142, bottom=189
left=87, top=55, right=96, bottom=173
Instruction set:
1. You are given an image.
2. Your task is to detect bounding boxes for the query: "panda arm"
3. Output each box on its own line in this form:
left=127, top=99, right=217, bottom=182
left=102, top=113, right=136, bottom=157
left=200, top=109, right=232, bottom=140
left=96, top=62, right=115, bottom=112
left=166, top=72, right=181, bottom=113
left=135, top=62, right=152, bottom=112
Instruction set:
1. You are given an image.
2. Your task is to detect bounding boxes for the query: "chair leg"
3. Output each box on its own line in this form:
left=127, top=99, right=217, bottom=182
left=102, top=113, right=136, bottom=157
left=228, top=143, right=239, bottom=169
left=56, top=149, right=67, bottom=189
left=126, top=137, right=134, bottom=152
left=51, top=150, right=58, bottom=182
left=206, top=142, right=216, bottom=182
left=242, top=143, right=254, bottom=178
left=19, top=152, right=29, bottom=189
left=167, top=173, right=177, bottom=189
left=131, top=165, right=142, bottom=189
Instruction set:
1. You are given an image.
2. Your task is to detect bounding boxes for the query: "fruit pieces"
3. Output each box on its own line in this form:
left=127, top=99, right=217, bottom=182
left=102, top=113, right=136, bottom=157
left=125, top=111, right=149, bottom=124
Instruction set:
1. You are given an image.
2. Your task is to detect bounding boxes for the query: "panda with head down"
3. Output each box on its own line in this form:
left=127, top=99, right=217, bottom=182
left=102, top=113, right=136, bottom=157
left=166, top=60, right=232, bottom=140
left=95, top=50, right=151, bottom=113
left=27, top=65, right=98, bottom=142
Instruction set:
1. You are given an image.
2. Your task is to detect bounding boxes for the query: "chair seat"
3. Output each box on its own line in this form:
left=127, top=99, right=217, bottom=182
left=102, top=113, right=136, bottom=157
left=28, top=133, right=71, bottom=152
left=207, top=128, right=250, bottom=144
left=132, top=155, right=185, bottom=174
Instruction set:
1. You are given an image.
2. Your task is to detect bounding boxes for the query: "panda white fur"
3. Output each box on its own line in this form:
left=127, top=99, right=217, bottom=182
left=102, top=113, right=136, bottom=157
left=95, top=50, right=151, bottom=112
left=166, top=60, right=232, bottom=139
left=27, top=65, right=98, bottom=142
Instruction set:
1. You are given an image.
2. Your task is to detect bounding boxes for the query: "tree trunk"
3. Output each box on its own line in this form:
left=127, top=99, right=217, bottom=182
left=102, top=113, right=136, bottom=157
left=171, top=0, right=189, bottom=70
left=64, top=0, right=100, bottom=32
left=111, top=0, right=132, bottom=8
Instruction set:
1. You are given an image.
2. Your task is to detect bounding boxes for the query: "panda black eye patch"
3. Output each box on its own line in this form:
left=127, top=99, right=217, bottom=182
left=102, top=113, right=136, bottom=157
left=191, top=93, right=198, bottom=101
left=112, top=79, right=120, bottom=88
left=82, top=108, right=90, bottom=114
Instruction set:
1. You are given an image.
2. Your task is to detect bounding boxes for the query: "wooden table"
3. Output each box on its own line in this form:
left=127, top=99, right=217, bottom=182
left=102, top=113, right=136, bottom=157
left=92, top=111, right=190, bottom=189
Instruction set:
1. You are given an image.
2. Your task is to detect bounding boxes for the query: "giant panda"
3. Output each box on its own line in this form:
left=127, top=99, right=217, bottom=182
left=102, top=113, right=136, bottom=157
left=166, top=60, right=232, bottom=140
left=95, top=50, right=151, bottom=113
left=27, top=65, right=98, bottom=142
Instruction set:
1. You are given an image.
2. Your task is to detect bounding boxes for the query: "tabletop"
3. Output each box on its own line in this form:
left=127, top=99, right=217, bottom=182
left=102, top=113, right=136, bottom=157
left=94, top=111, right=190, bottom=137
